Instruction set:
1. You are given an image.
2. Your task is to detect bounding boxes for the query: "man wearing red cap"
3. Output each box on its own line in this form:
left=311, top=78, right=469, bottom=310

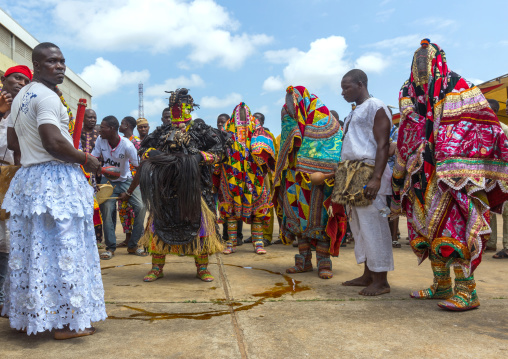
left=0, top=65, right=31, bottom=317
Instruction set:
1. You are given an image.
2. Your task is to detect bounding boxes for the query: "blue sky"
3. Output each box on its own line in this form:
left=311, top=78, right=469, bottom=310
left=3, top=0, right=507, bottom=135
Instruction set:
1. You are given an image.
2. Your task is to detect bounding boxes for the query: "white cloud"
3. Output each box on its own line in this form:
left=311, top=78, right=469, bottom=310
left=51, top=0, right=272, bottom=69
left=376, top=8, right=395, bottom=22
left=79, top=57, right=149, bottom=97
left=366, top=34, right=445, bottom=53
left=354, top=53, right=390, bottom=73
left=262, top=36, right=392, bottom=93
left=262, top=76, right=285, bottom=92
left=282, top=36, right=350, bottom=90
left=275, top=97, right=285, bottom=106
left=264, top=48, right=301, bottom=64
left=466, top=78, right=485, bottom=86
left=130, top=98, right=167, bottom=119
left=145, top=75, right=205, bottom=97
left=421, top=18, right=457, bottom=30
left=262, top=36, right=352, bottom=92
left=367, top=35, right=423, bottom=51
left=254, top=105, right=270, bottom=116
left=200, top=93, right=242, bottom=109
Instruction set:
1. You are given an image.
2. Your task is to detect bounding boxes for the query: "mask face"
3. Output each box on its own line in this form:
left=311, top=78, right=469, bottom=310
left=170, top=102, right=193, bottom=125
left=416, top=47, right=429, bottom=78
left=412, top=46, right=433, bottom=87
left=285, top=92, right=297, bottom=118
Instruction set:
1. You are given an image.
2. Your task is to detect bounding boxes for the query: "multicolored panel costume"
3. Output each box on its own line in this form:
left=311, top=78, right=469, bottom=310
left=273, top=86, right=345, bottom=278
left=392, top=40, right=508, bottom=310
left=274, top=86, right=344, bottom=245
left=216, top=102, right=275, bottom=223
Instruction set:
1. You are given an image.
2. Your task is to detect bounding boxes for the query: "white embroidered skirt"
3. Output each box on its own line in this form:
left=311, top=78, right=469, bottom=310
left=1, top=161, right=107, bottom=335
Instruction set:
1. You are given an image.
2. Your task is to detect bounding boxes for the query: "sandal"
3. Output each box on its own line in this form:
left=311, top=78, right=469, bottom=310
left=54, top=326, right=96, bottom=340
left=100, top=251, right=114, bottom=260
left=392, top=241, right=401, bottom=248
left=96, top=242, right=105, bottom=249
left=493, top=249, right=508, bottom=259
left=128, top=248, right=148, bottom=256
left=117, top=241, right=128, bottom=248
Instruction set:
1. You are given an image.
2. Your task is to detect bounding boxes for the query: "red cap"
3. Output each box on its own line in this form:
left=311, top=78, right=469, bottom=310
left=4, top=65, right=33, bottom=81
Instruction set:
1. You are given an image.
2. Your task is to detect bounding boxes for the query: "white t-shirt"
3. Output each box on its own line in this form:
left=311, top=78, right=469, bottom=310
left=92, top=135, right=138, bottom=182
left=341, top=97, right=393, bottom=196
left=8, top=82, right=73, bottom=167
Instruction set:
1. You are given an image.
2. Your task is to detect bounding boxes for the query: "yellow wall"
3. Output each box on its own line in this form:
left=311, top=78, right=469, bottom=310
left=0, top=51, right=18, bottom=74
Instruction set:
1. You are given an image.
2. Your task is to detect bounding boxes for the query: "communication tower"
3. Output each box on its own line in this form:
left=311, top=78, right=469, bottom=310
left=138, top=82, right=144, bottom=119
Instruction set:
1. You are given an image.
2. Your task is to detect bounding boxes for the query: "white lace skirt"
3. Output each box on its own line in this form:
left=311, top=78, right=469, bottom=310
left=1, top=161, right=107, bottom=334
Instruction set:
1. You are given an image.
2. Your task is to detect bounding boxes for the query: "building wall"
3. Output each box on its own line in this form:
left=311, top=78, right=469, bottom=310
left=0, top=22, right=92, bottom=116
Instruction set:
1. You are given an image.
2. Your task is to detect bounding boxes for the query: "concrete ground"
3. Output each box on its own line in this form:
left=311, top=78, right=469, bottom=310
left=1, top=217, right=508, bottom=359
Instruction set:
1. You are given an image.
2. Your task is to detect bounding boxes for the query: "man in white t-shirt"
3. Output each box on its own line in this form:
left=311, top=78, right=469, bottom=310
left=340, top=69, right=393, bottom=296
left=92, top=115, right=146, bottom=259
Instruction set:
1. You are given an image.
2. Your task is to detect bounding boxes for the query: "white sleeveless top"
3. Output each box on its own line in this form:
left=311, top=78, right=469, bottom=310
left=341, top=97, right=393, bottom=196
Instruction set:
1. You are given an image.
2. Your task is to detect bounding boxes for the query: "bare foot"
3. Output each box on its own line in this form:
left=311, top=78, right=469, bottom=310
left=359, top=282, right=391, bottom=296
left=342, top=276, right=373, bottom=287
left=54, top=326, right=96, bottom=340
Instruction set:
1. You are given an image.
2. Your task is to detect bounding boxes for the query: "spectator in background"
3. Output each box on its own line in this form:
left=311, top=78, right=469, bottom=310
left=93, top=116, right=146, bottom=259
left=117, top=116, right=141, bottom=248
left=330, top=110, right=343, bottom=128
left=0, top=65, right=30, bottom=316
left=137, top=118, right=150, bottom=141
left=161, top=107, right=171, bottom=125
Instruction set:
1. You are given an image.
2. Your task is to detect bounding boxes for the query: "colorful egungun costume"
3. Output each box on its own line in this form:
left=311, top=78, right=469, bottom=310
left=137, top=88, right=229, bottom=282
left=392, top=40, right=508, bottom=310
left=273, top=86, right=344, bottom=279
left=216, top=103, right=275, bottom=255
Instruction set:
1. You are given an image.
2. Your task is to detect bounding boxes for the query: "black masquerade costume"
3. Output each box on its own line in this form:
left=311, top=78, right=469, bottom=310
left=137, top=88, right=230, bottom=282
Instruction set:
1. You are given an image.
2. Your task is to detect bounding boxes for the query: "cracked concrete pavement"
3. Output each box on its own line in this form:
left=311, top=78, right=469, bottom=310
left=1, top=218, right=508, bottom=358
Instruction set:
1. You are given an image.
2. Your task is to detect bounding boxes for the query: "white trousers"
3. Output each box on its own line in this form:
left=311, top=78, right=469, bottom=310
left=349, top=196, right=394, bottom=272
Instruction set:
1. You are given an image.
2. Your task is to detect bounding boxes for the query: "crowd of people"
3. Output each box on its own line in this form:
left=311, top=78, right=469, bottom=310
left=0, top=38, right=507, bottom=340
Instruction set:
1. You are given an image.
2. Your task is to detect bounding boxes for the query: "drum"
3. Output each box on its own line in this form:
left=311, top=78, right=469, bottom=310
left=101, top=166, right=121, bottom=180
left=96, top=183, right=114, bottom=205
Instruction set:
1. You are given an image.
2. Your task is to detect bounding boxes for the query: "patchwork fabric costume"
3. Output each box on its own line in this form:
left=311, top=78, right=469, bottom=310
left=273, top=86, right=345, bottom=279
left=392, top=40, right=508, bottom=310
left=137, top=88, right=229, bottom=282
left=216, top=103, right=275, bottom=255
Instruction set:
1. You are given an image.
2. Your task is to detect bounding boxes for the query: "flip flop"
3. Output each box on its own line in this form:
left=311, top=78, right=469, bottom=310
left=100, top=251, right=114, bottom=260
left=54, top=327, right=96, bottom=340
left=493, top=249, right=508, bottom=259
left=128, top=248, right=148, bottom=256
